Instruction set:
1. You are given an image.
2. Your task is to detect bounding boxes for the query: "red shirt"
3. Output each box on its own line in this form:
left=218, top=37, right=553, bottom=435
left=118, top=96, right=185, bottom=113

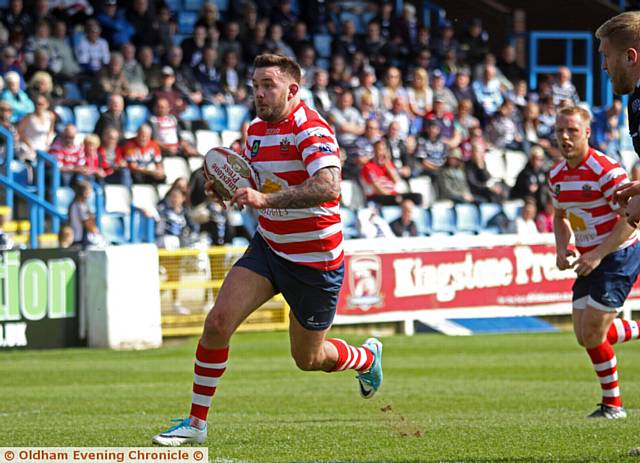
left=360, top=160, right=397, bottom=198
left=122, top=138, right=162, bottom=168
left=50, top=137, right=85, bottom=168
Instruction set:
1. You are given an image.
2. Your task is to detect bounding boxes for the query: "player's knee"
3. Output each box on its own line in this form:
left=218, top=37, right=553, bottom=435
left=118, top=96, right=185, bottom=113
left=203, top=312, right=234, bottom=343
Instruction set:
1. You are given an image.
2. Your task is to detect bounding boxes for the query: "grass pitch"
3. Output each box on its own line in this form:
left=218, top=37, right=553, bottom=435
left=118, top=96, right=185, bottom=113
left=3, top=331, right=640, bottom=462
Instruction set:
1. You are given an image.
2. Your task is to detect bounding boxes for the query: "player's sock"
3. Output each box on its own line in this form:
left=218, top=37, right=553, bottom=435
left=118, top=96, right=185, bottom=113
left=326, top=338, right=374, bottom=372
left=189, top=342, right=228, bottom=427
left=587, top=340, right=621, bottom=408
left=607, top=318, right=640, bottom=345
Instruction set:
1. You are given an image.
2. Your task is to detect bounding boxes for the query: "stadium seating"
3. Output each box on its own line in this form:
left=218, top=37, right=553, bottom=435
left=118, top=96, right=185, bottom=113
left=226, top=105, right=250, bottom=132
left=201, top=104, right=227, bottom=132
left=502, top=199, right=525, bottom=221
left=54, top=105, right=75, bottom=131
left=100, top=213, right=127, bottom=244
left=408, top=176, right=436, bottom=207
left=313, top=34, right=332, bottom=59
left=188, top=156, right=203, bottom=173
left=163, top=156, right=191, bottom=185
left=177, top=11, right=198, bottom=34
left=195, top=130, right=221, bottom=155
left=104, top=185, right=132, bottom=214
left=340, top=179, right=365, bottom=210
left=73, top=105, right=100, bottom=134
left=339, top=207, right=359, bottom=239
left=157, top=183, right=171, bottom=200
left=131, top=184, right=160, bottom=211
left=221, top=130, right=240, bottom=148
left=454, top=203, right=481, bottom=234
left=479, top=202, right=503, bottom=234
left=180, top=104, right=202, bottom=122
left=124, top=104, right=150, bottom=136
left=430, top=202, right=457, bottom=235
left=503, top=150, right=528, bottom=187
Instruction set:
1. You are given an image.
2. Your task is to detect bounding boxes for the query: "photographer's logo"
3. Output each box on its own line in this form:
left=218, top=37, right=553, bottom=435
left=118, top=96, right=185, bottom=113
left=347, top=256, right=383, bottom=310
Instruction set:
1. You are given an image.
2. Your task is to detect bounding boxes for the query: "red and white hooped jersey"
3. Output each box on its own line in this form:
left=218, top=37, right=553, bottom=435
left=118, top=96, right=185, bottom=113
left=548, top=147, right=637, bottom=253
left=244, top=101, right=343, bottom=271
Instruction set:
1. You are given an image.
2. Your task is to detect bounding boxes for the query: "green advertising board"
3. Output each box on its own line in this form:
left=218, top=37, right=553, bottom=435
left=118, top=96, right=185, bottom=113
left=0, top=249, right=83, bottom=349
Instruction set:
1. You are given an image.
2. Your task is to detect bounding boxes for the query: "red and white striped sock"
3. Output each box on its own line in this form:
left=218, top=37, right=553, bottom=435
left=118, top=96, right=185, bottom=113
left=326, top=338, right=374, bottom=372
left=607, top=318, right=640, bottom=345
left=586, top=341, right=621, bottom=408
left=189, top=343, right=228, bottom=425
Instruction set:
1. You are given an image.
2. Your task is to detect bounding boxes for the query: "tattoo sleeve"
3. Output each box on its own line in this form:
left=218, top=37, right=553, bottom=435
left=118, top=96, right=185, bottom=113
left=264, top=166, right=341, bottom=209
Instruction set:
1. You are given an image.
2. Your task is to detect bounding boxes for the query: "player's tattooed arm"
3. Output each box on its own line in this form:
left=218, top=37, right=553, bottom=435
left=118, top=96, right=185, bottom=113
left=264, top=166, right=341, bottom=209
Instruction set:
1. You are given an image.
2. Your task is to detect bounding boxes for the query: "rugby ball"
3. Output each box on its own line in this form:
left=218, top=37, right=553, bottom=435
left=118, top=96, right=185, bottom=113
left=203, top=147, right=258, bottom=201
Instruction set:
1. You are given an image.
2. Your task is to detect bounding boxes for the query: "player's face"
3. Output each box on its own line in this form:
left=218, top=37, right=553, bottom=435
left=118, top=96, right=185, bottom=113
left=252, top=66, right=295, bottom=123
left=555, top=113, right=590, bottom=162
left=600, top=37, right=636, bottom=95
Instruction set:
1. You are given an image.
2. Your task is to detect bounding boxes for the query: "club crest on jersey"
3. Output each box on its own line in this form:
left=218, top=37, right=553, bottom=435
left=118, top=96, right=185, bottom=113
left=250, top=140, right=260, bottom=157
left=633, top=99, right=640, bottom=113
left=280, top=137, right=291, bottom=153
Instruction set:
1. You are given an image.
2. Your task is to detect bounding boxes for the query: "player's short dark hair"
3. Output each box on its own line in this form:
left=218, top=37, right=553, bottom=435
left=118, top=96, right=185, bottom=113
left=254, top=53, right=301, bottom=84
left=596, top=11, right=640, bottom=51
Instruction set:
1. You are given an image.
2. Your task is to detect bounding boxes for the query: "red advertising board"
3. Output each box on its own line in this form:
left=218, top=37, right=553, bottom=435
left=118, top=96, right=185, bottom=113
left=337, top=243, right=640, bottom=316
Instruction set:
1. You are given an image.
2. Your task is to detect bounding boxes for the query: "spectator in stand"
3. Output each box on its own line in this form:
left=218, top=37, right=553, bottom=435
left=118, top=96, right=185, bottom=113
left=430, top=69, right=457, bottom=113
left=82, top=133, right=108, bottom=182
left=58, top=224, right=74, bottom=248
left=17, top=93, right=54, bottom=160
left=219, top=20, right=243, bottom=61
left=330, top=89, right=365, bottom=150
left=332, top=19, right=361, bottom=62
left=354, top=65, right=382, bottom=111
left=536, top=96, right=558, bottom=154
left=515, top=197, right=539, bottom=236
left=126, top=0, right=159, bottom=48
left=362, top=20, right=387, bottom=68
left=0, top=46, right=24, bottom=81
left=97, top=126, right=130, bottom=187
left=24, top=20, right=55, bottom=68
left=425, top=97, right=461, bottom=148
left=436, top=148, right=475, bottom=203
left=165, top=45, right=203, bottom=107
left=409, top=48, right=433, bottom=78
left=510, top=145, right=549, bottom=212
left=497, top=45, right=527, bottom=86
left=289, top=20, right=312, bottom=59
left=414, top=120, right=447, bottom=177
left=591, top=99, right=623, bottom=160
left=328, top=54, right=350, bottom=92
left=68, top=180, right=105, bottom=248
left=8, top=27, right=27, bottom=70
left=156, top=5, right=177, bottom=57
left=535, top=196, right=554, bottom=233
left=487, top=99, right=525, bottom=151
left=297, top=45, right=318, bottom=90
left=0, top=71, right=33, bottom=123
left=194, top=46, right=224, bottom=103
left=264, top=23, right=295, bottom=59
left=459, top=18, right=489, bottom=66
left=450, top=67, right=475, bottom=106
left=407, top=67, right=432, bottom=119
left=551, top=66, right=580, bottom=107
left=220, top=49, right=247, bottom=104
left=344, top=118, right=380, bottom=180
left=95, top=0, right=135, bottom=49
left=75, top=19, right=110, bottom=75
left=3, top=0, right=32, bottom=35
left=152, top=66, right=188, bottom=117
left=242, top=17, right=268, bottom=63
left=311, top=68, right=332, bottom=118
left=27, top=70, right=59, bottom=104
left=357, top=92, right=382, bottom=127
left=181, top=24, right=208, bottom=68
left=94, top=93, right=125, bottom=141
left=506, top=79, right=529, bottom=114
left=120, top=42, right=147, bottom=101
left=454, top=98, right=479, bottom=141
left=270, top=0, right=297, bottom=36
left=466, top=141, right=505, bottom=203
left=89, top=51, right=129, bottom=103
left=432, top=21, right=460, bottom=65
left=357, top=203, right=395, bottom=239
left=49, top=19, right=81, bottom=82
left=395, top=3, right=419, bottom=55
left=0, top=100, right=32, bottom=166
left=156, top=180, right=194, bottom=251
left=473, top=63, right=504, bottom=123
left=381, top=66, right=408, bottom=111
left=122, top=123, right=165, bottom=184
left=459, top=123, right=488, bottom=160
left=473, top=53, right=513, bottom=91
left=373, top=1, right=394, bottom=40
left=385, top=120, right=412, bottom=180
left=139, top=45, right=162, bottom=92
left=441, top=49, right=462, bottom=86
left=390, top=198, right=419, bottom=237
left=381, top=96, right=411, bottom=138
left=150, top=96, right=198, bottom=158
left=50, top=0, right=94, bottom=27
left=521, top=101, right=548, bottom=153
left=196, top=2, right=220, bottom=31
left=360, top=139, right=403, bottom=206
left=50, top=123, right=88, bottom=186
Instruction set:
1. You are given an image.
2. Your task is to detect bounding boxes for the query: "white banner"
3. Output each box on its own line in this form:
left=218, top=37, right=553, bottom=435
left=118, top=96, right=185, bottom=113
left=0, top=448, right=207, bottom=463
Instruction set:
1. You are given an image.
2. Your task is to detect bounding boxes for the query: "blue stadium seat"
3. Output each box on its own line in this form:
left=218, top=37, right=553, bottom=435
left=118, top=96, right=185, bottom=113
left=201, top=104, right=227, bottom=132
left=226, top=104, right=250, bottom=132
left=178, top=11, right=198, bottom=34
left=313, top=34, right=333, bottom=58
left=125, top=104, right=150, bottom=135
left=381, top=205, right=401, bottom=223
left=100, top=213, right=127, bottom=245
left=10, top=160, right=32, bottom=188
left=479, top=202, right=502, bottom=234
left=430, top=203, right=456, bottom=235
left=73, top=105, right=100, bottom=133
left=54, top=105, right=74, bottom=130
left=214, top=0, right=229, bottom=12
left=455, top=203, right=481, bottom=234
left=56, top=186, right=75, bottom=214
left=339, top=207, right=359, bottom=239
left=180, top=104, right=202, bottom=122
left=414, top=207, right=431, bottom=236
left=503, top=199, right=524, bottom=222
left=183, top=0, right=202, bottom=10
left=339, top=11, right=364, bottom=34
left=164, top=0, right=181, bottom=11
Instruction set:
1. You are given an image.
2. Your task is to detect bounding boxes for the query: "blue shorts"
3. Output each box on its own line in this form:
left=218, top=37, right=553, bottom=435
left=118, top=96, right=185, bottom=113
left=234, top=232, right=344, bottom=330
left=572, top=241, right=640, bottom=312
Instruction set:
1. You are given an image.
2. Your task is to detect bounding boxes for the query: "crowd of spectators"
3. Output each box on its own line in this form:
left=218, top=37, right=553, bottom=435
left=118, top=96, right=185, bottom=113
left=0, top=0, right=630, bottom=245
